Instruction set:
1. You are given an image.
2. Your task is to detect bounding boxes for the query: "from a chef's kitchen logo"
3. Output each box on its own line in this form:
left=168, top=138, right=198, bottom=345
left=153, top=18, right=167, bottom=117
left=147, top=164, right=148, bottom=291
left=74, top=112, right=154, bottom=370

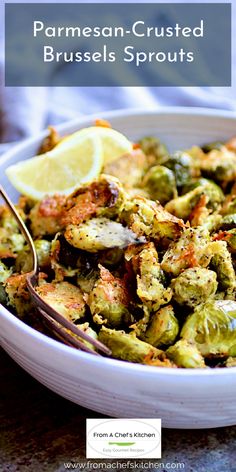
left=86, top=419, right=161, bottom=459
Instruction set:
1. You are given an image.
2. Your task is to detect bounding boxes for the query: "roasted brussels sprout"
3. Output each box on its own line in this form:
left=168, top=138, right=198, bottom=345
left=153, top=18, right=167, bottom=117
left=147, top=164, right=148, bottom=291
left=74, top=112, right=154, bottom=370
left=138, top=136, right=168, bottom=165
left=222, top=229, right=236, bottom=254
left=36, top=281, right=86, bottom=322
left=164, top=151, right=198, bottom=188
left=225, top=136, right=236, bottom=152
left=210, top=241, right=235, bottom=290
left=29, top=195, right=66, bottom=238
left=15, top=239, right=51, bottom=273
left=221, top=196, right=236, bottom=216
left=98, top=326, right=163, bottom=363
left=120, top=196, right=184, bottom=243
left=50, top=234, right=80, bottom=281
left=0, top=206, right=25, bottom=259
left=142, top=165, right=177, bottom=205
left=165, top=186, right=207, bottom=220
left=0, top=205, right=26, bottom=232
left=62, top=175, right=126, bottom=227
left=152, top=204, right=185, bottom=244
left=225, top=357, right=236, bottom=367
left=200, top=148, right=236, bottom=183
left=88, top=265, right=132, bottom=328
left=0, top=261, right=12, bottom=304
left=65, top=218, right=142, bottom=253
left=181, top=300, right=236, bottom=357
left=200, top=180, right=224, bottom=209
left=171, top=268, right=218, bottom=308
left=141, top=305, right=179, bottom=348
left=4, top=274, right=32, bottom=318
left=199, top=213, right=222, bottom=233
left=220, top=214, right=236, bottom=230
left=0, top=261, right=12, bottom=284
left=166, top=180, right=224, bottom=220
left=212, top=228, right=236, bottom=255
left=103, top=149, right=147, bottom=187
left=120, top=197, right=156, bottom=238
left=74, top=322, right=98, bottom=352
left=77, top=268, right=99, bottom=293
left=166, top=339, right=206, bottom=368
left=135, top=243, right=172, bottom=311
left=201, top=141, right=224, bottom=153
left=161, top=227, right=211, bottom=277
left=99, top=247, right=124, bottom=267
left=76, top=250, right=100, bottom=292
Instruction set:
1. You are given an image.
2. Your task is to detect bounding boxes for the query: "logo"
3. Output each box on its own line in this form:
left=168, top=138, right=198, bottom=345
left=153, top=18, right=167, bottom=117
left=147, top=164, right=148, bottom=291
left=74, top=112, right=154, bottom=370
left=86, top=419, right=161, bottom=459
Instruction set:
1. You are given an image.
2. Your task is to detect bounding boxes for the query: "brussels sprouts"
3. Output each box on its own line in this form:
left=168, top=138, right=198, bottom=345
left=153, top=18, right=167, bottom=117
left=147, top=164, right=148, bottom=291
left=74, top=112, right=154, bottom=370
left=36, top=281, right=86, bottom=322
left=75, top=249, right=100, bottom=292
left=220, top=214, right=236, bottom=230
left=29, top=195, right=66, bottom=238
left=77, top=269, right=99, bottom=293
left=225, top=136, right=236, bottom=152
left=50, top=234, right=80, bottom=282
left=4, top=273, right=32, bottom=318
left=15, top=239, right=51, bottom=273
left=200, top=148, right=236, bottom=183
left=167, top=180, right=224, bottom=220
left=225, top=357, right=236, bottom=367
left=103, top=149, right=147, bottom=187
left=0, top=225, right=25, bottom=259
left=120, top=196, right=184, bottom=243
left=91, top=175, right=127, bottom=220
left=99, top=247, right=124, bottom=267
left=0, top=206, right=25, bottom=233
left=138, top=136, right=168, bottom=165
left=166, top=339, right=206, bottom=368
left=120, top=197, right=156, bottom=238
left=164, top=151, right=197, bottom=188
left=52, top=175, right=126, bottom=233
left=0, top=261, right=12, bottom=283
left=161, top=227, right=210, bottom=277
left=88, top=265, right=132, bottom=328
left=98, top=326, right=163, bottom=363
left=186, top=179, right=225, bottom=211
left=165, top=186, right=207, bottom=220
left=142, top=165, right=177, bottom=205
left=141, top=305, right=179, bottom=348
left=181, top=177, right=211, bottom=194
left=201, top=180, right=224, bottom=209
left=134, top=242, right=172, bottom=312
left=65, top=218, right=142, bottom=253
left=213, top=228, right=236, bottom=255
left=201, top=141, right=224, bottom=153
left=171, top=268, right=218, bottom=308
left=35, top=240, right=51, bottom=268
left=0, top=261, right=12, bottom=304
left=181, top=300, right=236, bottom=357
left=75, top=322, right=98, bottom=352
left=210, top=241, right=235, bottom=290
left=200, top=213, right=222, bottom=233
left=221, top=199, right=236, bottom=216
left=0, top=285, right=6, bottom=304
left=223, top=229, right=236, bottom=253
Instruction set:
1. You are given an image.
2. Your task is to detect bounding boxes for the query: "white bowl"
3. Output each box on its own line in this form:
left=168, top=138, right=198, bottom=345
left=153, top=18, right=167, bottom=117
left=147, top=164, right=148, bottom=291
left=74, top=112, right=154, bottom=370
left=1, top=107, right=236, bottom=429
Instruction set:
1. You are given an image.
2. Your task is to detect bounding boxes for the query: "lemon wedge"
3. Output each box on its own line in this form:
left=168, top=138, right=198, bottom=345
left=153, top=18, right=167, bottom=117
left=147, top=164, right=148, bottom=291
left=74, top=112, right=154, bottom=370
left=6, top=126, right=133, bottom=200
left=6, top=132, right=103, bottom=200
left=57, top=126, right=133, bottom=164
